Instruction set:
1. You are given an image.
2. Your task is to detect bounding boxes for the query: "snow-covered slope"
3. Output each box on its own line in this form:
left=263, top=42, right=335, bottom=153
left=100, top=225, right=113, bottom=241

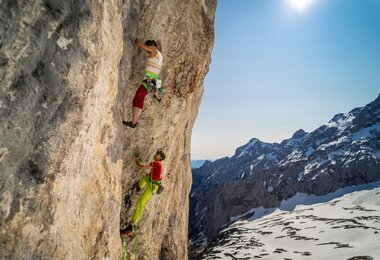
left=189, top=94, right=380, bottom=255
left=200, top=182, right=380, bottom=260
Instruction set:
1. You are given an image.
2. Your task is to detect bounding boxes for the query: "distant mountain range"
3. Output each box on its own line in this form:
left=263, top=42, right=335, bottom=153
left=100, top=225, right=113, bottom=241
left=189, top=94, right=380, bottom=257
left=191, top=160, right=206, bottom=169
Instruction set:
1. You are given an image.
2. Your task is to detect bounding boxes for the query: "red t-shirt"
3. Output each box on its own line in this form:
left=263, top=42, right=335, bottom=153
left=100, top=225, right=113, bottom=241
left=151, top=161, right=163, bottom=181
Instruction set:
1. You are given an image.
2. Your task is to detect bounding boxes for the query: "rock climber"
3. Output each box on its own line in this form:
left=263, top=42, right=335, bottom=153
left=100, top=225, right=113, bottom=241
left=123, top=38, right=163, bottom=128
left=120, top=149, right=166, bottom=237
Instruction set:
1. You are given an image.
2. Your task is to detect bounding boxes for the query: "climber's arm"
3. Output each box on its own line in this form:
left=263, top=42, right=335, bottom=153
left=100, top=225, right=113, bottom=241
left=135, top=38, right=157, bottom=57
left=134, top=157, right=153, bottom=170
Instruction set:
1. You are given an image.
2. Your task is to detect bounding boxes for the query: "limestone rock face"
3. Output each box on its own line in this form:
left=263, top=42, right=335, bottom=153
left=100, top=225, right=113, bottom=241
left=0, top=0, right=216, bottom=259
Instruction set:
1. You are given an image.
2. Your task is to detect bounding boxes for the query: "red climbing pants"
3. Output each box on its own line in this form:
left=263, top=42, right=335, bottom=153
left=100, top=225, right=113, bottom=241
left=132, top=84, right=148, bottom=109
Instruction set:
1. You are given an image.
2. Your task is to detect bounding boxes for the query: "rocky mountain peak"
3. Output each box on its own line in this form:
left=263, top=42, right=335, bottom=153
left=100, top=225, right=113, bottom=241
left=292, top=129, right=307, bottom=139
left=233, top=138, right=268, bottom=159
left=249, top=137, right=261, bottom=144
left=189, top=94, right=380, bottom=255
left=329, top=113, right=346, bottom=124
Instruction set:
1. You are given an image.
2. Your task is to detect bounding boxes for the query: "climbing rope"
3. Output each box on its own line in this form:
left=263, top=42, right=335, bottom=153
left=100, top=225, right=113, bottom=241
left=121, top=121, right=135, bottom=260
left=134, top=89, right=160, bottom=259
left=147, top=94, right=159, bottom=257
left=122, top=87, right=161, bottom=259
left=122, top=82, right=145, bottom=259
left=122, top=238, right=130, bottom=260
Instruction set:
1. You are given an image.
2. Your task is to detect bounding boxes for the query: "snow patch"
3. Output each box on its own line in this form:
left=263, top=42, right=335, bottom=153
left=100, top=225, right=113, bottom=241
left=230, top=207, right=277, bottom=223
left=281, top=149, right=305, bottom=166
left=267, top=152, right=277, bottom=161
left=280, top=180, right=380, bottom=211
left=325, top=112, right=355, bottom=134
left=305, top=146, right=315, bottom=157
left=206, top=182, right=380, bottom=260
left=352, top=124, right=380, bottom=142
left=236, top=139, right=258, bottom=158
left=298, top=171, right=304, bottom=181
left=318, top=136, right=350, bottom=151
left=277, top=174, right=284, bottom=186
left=264, top=180, right=274, bottom=193
left=304, top=158, right=329, bottom=175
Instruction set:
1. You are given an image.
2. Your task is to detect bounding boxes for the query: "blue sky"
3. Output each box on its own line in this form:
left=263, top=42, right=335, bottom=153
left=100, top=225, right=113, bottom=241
left=191, top=0, right=380, bottom=160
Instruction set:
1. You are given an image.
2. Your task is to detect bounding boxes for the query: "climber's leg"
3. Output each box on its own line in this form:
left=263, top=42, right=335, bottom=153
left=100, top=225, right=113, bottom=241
left=138, top=175, right=149, bottom=190
left=132, top=185, right=153, bottom=225
left=123, top=83, right=148, bottom=128
left=131, top=84, right=148, bottom=123
left=132, top=107, right=142, bottom=124
left=120, top=175, right=151, bottom=237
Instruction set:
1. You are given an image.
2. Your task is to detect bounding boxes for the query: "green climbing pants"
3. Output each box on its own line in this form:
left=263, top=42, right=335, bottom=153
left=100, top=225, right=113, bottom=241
left=132, top=175, right=159, bottom=225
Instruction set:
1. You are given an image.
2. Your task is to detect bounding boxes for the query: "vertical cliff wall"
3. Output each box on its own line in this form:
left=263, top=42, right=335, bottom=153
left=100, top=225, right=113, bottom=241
left=0, top=0, right=216, bottom=259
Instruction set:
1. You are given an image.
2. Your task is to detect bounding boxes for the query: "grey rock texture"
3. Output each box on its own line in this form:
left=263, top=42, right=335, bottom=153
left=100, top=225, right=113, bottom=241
left=189, top=94, right=380, bottom=255
left=0, top=0, right=216, bottom=259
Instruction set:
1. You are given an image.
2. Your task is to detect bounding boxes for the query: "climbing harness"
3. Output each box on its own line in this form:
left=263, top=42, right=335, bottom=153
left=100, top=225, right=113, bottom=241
left=142, top=72, right=163, bottom=95
left=151, top=180, right=164, bottom=194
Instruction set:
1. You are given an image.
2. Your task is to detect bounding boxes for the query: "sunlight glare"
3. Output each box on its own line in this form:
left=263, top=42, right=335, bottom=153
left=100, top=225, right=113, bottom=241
left=288, top=0, right=315, bottom=12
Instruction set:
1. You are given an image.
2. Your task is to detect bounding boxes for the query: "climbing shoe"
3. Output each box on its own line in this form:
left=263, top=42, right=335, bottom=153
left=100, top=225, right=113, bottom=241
left=122, top=121, right=137, bottom=128
left=134, top=182, right=140, bottom=194
left=120, top=224, right=135, bottom=238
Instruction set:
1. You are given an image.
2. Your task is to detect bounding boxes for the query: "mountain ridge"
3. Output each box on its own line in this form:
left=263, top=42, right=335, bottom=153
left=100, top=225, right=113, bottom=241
left=189, top=93, right=380, bottom=255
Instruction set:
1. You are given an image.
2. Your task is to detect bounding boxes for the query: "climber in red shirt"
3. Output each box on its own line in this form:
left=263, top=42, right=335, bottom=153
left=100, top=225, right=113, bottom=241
left=120, top=149, right=166, bottom=237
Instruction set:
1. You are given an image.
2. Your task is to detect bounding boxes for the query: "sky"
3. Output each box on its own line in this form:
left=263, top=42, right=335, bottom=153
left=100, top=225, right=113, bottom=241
left=191, top=0, right=380, bottom=160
